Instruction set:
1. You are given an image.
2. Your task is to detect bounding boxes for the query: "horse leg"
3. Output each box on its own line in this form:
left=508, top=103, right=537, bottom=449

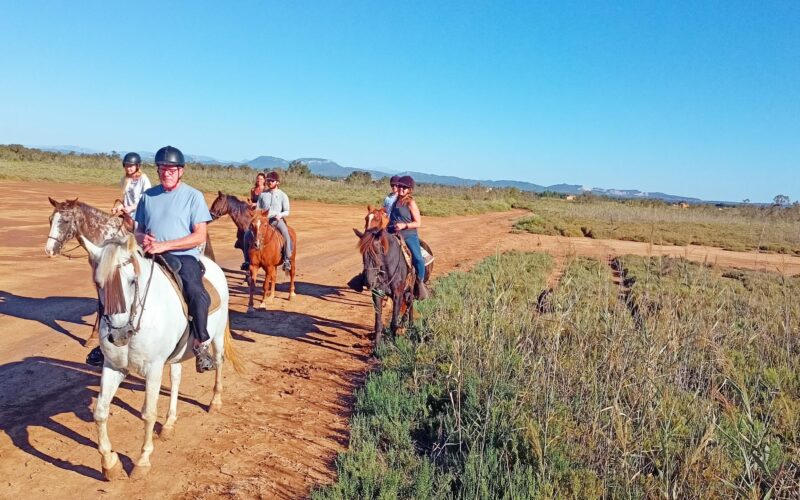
left=131, top=365, right=164, bottom=478
left=260, top=265, right=273, bottom=308
left=95, top=366, right=127, bottom=480
left=209, top=330, right=225, bottom=412
left=247, top=264, right=257, bottom=314
left=372, top=293, right=383, bottom=346
left=159, top=363, right=182, bottom=440
left=390, top=292, right=403, bottom=335
left=288, top=255, right=296, bottom=300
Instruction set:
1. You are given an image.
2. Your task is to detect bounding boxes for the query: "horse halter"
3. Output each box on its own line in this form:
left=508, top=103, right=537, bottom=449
left=48, top=210, right=83, bottom=257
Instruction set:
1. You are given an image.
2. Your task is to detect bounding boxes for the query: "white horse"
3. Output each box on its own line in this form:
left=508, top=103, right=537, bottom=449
left=79, top=234, right=241, bottom=480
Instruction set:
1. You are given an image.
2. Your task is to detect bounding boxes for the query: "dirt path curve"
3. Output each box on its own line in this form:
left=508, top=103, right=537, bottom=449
left=1, top=180, right=798, bottom=499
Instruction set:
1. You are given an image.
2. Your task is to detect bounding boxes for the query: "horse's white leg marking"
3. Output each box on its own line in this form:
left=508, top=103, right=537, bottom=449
left=44, top=212, right=62, bottom=256
left=210, top=332, right=225, bottom=411
left=160, top=363, right=182, bottom=440
left=132, top=365, right=164, bottom=476
left=95, top=365, right=127, bottom=480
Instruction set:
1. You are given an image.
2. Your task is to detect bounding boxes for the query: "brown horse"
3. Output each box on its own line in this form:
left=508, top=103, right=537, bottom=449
left=354, top=227, right=415, bottom=343
left=246, top=209, right=297, bottom=313
left=361, top=205, right=434, bottom=284
left=209, top=191, right=255, bottom=266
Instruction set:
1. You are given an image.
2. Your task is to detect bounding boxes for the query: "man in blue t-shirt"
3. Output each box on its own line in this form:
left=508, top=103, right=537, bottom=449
left=134, top=145, right=216, bottom=372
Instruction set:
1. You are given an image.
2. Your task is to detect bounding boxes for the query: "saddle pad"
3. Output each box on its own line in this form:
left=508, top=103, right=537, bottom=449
left=161, top=266, right=222, bottom=318
left=420, top=246, right=434, bottom=265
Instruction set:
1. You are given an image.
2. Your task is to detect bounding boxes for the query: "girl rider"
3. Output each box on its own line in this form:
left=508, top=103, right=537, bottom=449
left=389, top=175, right=429, bottom=299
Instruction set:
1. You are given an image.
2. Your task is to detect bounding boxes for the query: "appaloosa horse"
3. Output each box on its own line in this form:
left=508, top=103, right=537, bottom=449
left=246, top=209, right=297, bottom=312
left=354, top=227, right=415, bottom=344
left=79, top=234, right=240, bottom=480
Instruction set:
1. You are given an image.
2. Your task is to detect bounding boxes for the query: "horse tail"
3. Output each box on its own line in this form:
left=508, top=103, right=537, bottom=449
left=223, top=320, right=245, bottom=374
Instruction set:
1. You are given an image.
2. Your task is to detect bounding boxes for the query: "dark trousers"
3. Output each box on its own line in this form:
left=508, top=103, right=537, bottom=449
left=163, top=253, right=210, bottom=343
left=400, top=231, right=425, bottom=281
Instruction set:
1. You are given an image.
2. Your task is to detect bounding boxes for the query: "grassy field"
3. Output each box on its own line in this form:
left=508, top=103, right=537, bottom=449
left=4, top=145, right=798, bottom=253
left=314, top=252, right=799, bottom=498
left=514, top=197, right=800, bottom=255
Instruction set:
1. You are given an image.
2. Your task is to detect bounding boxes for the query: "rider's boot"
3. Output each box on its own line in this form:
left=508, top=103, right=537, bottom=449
left=193, top=340, right=216, bottom=373
left=347, top=272, right=365, bottom=292
left=282, top=255, right=292, bottom=272
left=414, top=278, right=430, bottom=300
left=86, top=346, right=104, bottom=367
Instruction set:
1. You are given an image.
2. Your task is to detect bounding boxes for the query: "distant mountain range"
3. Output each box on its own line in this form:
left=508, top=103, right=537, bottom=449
left=32, top=145, right=704, bottom=203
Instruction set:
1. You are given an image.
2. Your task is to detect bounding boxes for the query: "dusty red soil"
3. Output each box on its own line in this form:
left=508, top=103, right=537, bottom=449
left=1, top=180, right=798, bottom=499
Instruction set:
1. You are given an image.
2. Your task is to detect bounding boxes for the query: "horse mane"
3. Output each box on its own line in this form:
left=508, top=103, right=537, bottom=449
left=94, top=237, right=133, bottom=315
left=358, top=228, right=389, bottom=261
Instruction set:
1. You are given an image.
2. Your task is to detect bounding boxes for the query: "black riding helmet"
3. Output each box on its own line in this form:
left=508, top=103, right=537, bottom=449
left=155, top=145, right=185, bottom=166
left=122, top=152, right=141, bottom=166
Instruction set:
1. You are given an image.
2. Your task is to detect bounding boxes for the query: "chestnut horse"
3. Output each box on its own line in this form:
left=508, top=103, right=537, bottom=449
left=354, top=227, right=415, bottom=344
left=246, top=209, right=297, bottom=312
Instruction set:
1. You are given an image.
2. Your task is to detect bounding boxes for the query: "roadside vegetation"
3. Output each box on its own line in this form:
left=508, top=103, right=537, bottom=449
left=0, top=145, right=532, bottom=217
left=315, top=252, right=799, bottom=498
left=514, top=196, right=800, bottom=255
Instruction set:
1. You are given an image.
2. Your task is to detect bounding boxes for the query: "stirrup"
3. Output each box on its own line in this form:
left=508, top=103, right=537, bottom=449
left=193, top=344, right=216, bottom=373
left=282, top=259, right=292, bottom=272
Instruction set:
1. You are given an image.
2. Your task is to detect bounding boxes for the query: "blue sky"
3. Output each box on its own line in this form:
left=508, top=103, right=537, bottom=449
left=0, top=1, right=797, bottom=202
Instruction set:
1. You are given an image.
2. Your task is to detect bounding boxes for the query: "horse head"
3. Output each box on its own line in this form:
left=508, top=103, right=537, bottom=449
left=81, top=234, right=142, bottom=346
left=209, top=191, right=230, bottom=221
left=46, top=197, right=81, bottom=257
left=249, top=209, right=271, bottom=251
left=364, top=205, right=389, bottom=231
left=356, top=228, right=391, bottom=290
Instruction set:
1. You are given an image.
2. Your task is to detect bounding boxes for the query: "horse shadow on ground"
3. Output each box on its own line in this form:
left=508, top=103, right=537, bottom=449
left=229, top=309, right=371, bottom=359
left=221, top=267, right=366, bottom=307
left=0, top=356, right=205, bottom=480
left=0, top=290, right=97, bottom=345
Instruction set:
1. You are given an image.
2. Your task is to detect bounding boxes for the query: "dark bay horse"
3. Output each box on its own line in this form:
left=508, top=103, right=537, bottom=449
left=246, top=209, right=297, bottom=313
left=209, top=192, right=254, bottom=266
left=354, top=227, right=415, bottom=344
left=361, top=205, right=434, bottom=284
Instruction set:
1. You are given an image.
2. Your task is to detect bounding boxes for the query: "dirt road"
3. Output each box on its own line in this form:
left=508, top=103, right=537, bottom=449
left=1, top=180, right=797, bottom=499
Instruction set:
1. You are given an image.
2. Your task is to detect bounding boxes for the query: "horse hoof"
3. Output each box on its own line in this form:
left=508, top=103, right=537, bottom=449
left=289, top=292, right=297, bottom=299
left=159, top=426, right=174, bottom=440
left=258, top=302, right=267, bottom=310
left=130, top=464, right=151, bottom=480
left=209, top=400, right=222, bottom=413
left=102, top=458, right=126, bottom=481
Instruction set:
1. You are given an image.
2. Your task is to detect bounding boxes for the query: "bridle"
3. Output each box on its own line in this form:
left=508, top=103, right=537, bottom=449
left=364, top=237, right=403, bottom=298
left=103, top=253, right=156, bottom=345
left=48, top=211, right=84, bottom=258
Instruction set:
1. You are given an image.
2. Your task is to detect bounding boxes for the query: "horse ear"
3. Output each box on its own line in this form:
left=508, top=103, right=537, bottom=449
left=48, top=197, right=58, bottom=207
left=367, top=204, right=373, bottom=212
left=79, top=235, right=103, bottom=261
left=218, top=190, right=223, bottom=196
left=353, top=228, right=364, bottom=238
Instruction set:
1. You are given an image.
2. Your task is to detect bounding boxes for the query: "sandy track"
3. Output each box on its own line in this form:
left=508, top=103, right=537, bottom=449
left=1, top=180, right=797, bottom=499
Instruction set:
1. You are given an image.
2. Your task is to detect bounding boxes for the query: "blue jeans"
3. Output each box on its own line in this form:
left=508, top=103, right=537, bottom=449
left=400, top=231, right=425, bottom=281
left=271, top=218, right=292, bottom=261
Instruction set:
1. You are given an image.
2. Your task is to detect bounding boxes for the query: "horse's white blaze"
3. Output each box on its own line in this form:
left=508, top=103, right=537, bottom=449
left=44, top=212, right=63, bottom=256
left=367, top=213, right=374, bottom=227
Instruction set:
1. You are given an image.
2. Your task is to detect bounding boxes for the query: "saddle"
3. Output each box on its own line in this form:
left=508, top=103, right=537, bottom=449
left=154, top=255, right=222, bottom=317
left=154, top=255, right=222, bottom=361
